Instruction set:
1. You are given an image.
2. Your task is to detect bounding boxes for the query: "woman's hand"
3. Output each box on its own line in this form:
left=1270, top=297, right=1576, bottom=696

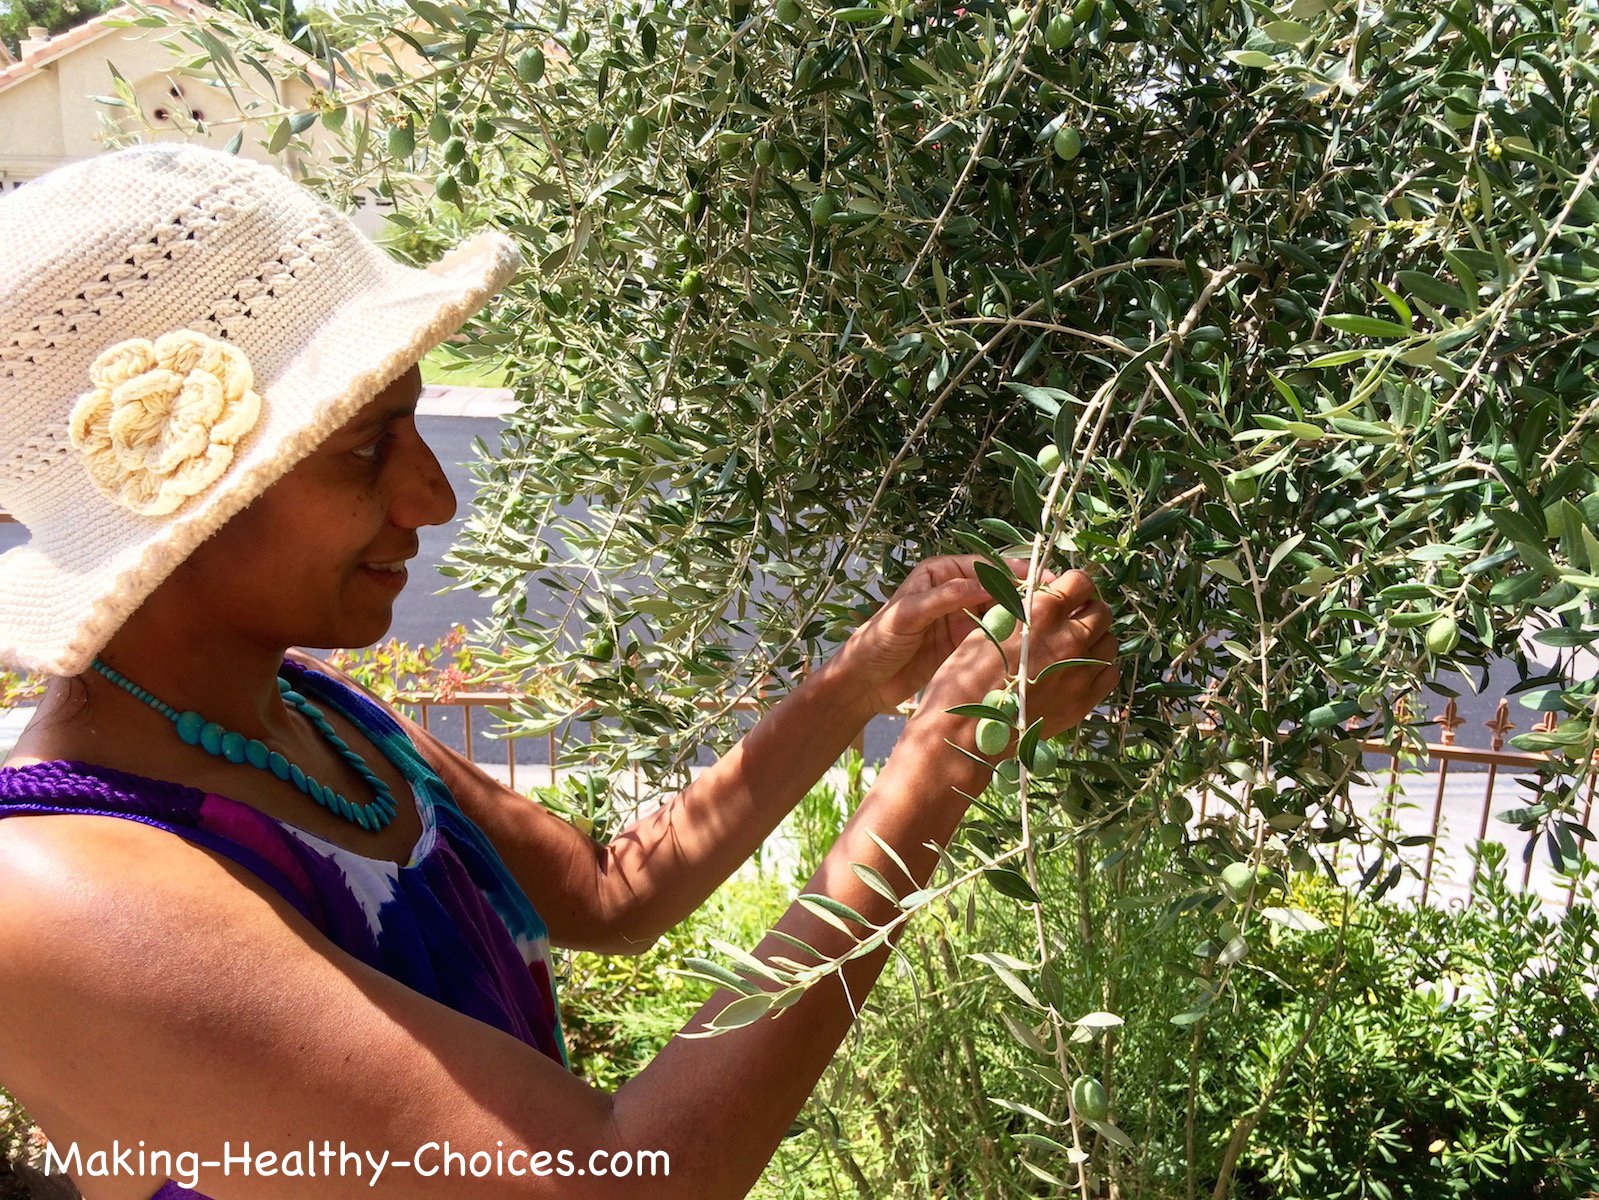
left=915, top=567, right=1118, bottom=750
left=835, top=555, right=1063, bottom=717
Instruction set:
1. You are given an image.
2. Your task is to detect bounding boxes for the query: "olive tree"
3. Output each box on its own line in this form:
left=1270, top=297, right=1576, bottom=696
left=139, top=0, right=1599, bottom=1189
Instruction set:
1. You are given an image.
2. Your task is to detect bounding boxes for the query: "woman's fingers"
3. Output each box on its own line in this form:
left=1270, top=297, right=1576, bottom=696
left=1055, top=597, right=1111, bottom=645
left=1012, top=592, right=1109, bottom=655
left=887, top=576, right=990, bottom=635
left=1045, top=567, right=1096, bottom=611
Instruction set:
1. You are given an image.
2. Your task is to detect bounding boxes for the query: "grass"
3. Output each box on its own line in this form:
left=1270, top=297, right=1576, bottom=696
left=418, top=343, right=511, bottom=389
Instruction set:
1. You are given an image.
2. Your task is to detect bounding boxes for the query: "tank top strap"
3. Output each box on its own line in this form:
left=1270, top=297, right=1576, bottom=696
left=0, top=759, right=330, bottom=930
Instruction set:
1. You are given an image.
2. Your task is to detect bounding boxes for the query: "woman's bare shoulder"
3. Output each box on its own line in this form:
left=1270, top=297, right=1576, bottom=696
left=0, top=810, right=268, bottom=1091
left=0, top=808, right=237, bottom=940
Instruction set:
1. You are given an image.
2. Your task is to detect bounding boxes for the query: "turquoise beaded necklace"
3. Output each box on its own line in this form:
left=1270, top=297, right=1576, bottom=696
left=89, top=658, right=398, bottom=832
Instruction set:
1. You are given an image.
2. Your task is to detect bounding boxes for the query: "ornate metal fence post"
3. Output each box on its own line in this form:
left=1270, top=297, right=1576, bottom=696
left=1420, top=698, right=1465, bottom=905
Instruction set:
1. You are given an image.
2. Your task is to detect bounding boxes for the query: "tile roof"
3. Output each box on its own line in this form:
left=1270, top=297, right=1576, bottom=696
left=0, top=0, right=339, bottom=97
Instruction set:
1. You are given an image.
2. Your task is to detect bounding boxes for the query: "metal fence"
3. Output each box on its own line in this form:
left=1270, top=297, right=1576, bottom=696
left=4, top=676, right=1588, bottom=913
left=396, top=686, right=1594, bottom=915
left=392, top=676, right=866, bottom=796
left=1349, top=696, right=1593, bottom=915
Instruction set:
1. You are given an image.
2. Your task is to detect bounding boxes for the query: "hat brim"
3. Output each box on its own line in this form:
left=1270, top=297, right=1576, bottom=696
left=0, top=229, right=522, bottom=676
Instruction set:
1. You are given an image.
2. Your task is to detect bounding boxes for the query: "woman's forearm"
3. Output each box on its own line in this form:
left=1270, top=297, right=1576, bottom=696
left=609, top=708, right=994, bottom=1197
left=595, top=651, right=881, bottom=947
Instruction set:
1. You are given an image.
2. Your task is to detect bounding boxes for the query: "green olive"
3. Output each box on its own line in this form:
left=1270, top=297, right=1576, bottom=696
left=434, top=173, right=461, bottom=205
left=1072, top=1076, right=1110, bottom=1121
left=983, top=688, right=1019, bottom=722
left=1220, top=862, right=1255, bottom=902
left=684, top=189, right=705, bottom=217
left=473, top=115, right=495, bottom=141
left=981, top=604, right=1018, bottom=642
left=622, top=115, right=650, bottom=151
left=387, top=122, right=415, bottom=158
left=975, top=718, right=1011, bottom=757
left=775, top=0, right=802, bottom=21
left=1037, top=443, right=1062, bottom=474
left=1045, top=12, right=1074, bottom=48
left=1426, top=614, right=1460, bottom=655
left=810, top=192, right=838, bottom=226
left=1053, top=125, right=1082, bottom=161
left=1025, top=738, right=1058, bottom=774
left=992, top=756, right=1021, bottom=793
left=1223, top=471, right=1257, bottom=503
left=442, top=136, right=467, bottom=165
left=583, top=122, right=608, bottom=155
left=753, top=138, right=777, bottom=167
left=516, top=47, right=546, bottom=83
left=678, top=268, right=705, bottom=298
left=428, top=113, right=451, bottom=143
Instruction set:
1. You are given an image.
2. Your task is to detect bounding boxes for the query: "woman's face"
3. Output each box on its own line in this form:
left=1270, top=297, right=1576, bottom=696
left=160, top=364, right=457, bottom=652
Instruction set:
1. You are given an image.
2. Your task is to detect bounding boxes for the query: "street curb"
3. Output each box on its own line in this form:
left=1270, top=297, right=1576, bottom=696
left=417, top=384, right=516, bottom=419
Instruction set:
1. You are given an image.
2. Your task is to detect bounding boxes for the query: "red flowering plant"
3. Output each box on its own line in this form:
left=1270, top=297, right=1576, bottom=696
left=324, top=626, right=531, bottom=704
left=0, top=668, right=45, bottom=711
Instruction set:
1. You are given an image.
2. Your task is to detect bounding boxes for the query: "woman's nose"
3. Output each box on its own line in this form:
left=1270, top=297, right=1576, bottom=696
left=391, top=426, right=458, bottom=529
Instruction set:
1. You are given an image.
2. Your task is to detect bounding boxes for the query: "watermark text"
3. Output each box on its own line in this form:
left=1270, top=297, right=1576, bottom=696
left=45, top=1140, right=670, bottom=1190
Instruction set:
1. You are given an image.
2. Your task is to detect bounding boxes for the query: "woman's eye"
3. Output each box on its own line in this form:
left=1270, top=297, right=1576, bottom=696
left=352, top=432, right=392, bottom=463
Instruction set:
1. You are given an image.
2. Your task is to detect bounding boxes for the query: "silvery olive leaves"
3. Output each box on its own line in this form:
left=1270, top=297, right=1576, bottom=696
left=146, top=0, right=1598, bottom=1190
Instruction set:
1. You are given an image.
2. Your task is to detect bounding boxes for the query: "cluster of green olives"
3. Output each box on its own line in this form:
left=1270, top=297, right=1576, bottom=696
left=971, top=641, right=1062, bottom=794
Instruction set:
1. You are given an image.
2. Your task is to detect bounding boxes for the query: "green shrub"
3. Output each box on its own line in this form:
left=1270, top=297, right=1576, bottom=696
left=784, top=831, right=1599, bottom=1198
left=556, top=777, right=1597, bottom=1198
left=0, top=1094, right=33, bottom=1167
left=1219, top=846, right=1599, bottom=1199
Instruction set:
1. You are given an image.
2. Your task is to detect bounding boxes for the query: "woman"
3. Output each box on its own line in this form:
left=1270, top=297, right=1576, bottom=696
left=0, top=144, right=1118, bottom=1199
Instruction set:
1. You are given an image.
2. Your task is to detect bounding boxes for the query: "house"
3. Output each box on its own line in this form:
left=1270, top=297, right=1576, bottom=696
left=0, top=0, right=404, bottom=233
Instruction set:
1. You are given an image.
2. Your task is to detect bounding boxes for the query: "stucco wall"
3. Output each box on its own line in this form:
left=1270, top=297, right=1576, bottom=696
left=0, top=19, right=397, bottom=235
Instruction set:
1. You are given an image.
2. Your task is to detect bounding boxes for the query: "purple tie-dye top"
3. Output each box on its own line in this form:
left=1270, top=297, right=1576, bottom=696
left=0, top=658, right=569, bottom=1200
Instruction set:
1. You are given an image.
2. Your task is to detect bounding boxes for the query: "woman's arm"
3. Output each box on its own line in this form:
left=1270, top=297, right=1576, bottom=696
left=306, top=650, right=877, bottom=955
left=0, top=582, right=1114, bottom=1200
left=306, top=555, right=1024, bottom=954
left=0, top=722, right=969, bottom=1200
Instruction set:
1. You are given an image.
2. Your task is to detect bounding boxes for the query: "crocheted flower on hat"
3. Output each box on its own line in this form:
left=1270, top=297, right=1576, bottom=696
left=68, top=330, right=263, bottom=517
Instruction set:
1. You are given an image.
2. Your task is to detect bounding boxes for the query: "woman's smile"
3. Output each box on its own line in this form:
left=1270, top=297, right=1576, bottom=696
left=357, top=559, right=411, bottom=592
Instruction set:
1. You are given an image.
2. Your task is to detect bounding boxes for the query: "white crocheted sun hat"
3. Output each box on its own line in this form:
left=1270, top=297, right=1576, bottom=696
left=0, top=143, right=522, bottom=676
